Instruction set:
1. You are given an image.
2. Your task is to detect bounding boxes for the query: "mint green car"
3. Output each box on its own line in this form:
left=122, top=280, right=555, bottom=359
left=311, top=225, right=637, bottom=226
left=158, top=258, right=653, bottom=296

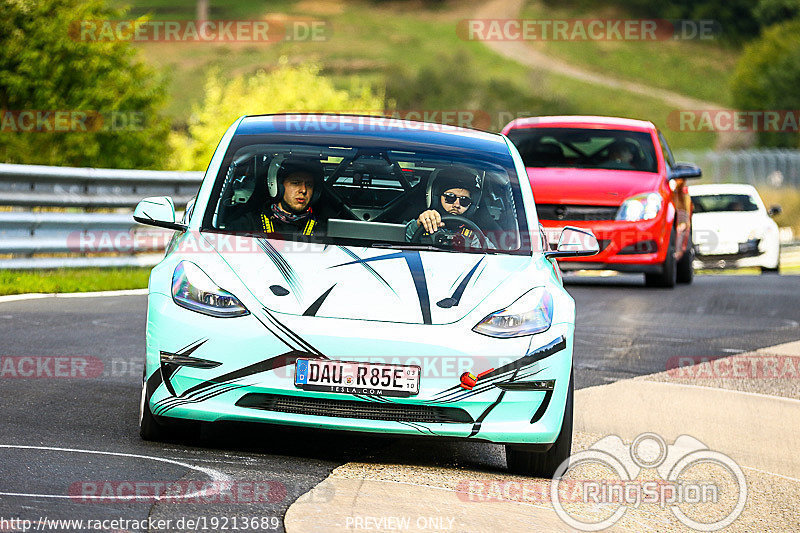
left=135, top=114, right=598, bottom=476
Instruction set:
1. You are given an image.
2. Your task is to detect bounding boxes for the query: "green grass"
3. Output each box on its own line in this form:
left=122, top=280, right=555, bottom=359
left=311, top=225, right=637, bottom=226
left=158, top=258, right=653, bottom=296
left=0, top=267, right=151, bottom=295
left=520, top=2, right=740, bottom=107
left=755, top=186, right=800, bottom=236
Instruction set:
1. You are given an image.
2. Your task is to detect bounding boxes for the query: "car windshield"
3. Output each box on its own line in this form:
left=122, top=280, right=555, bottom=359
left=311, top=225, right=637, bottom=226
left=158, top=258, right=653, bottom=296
left=506, top=127, right=658, bottom=172
left=692, top=194, right=759, bottom=213
left=202, top=139, right=531, bottom=255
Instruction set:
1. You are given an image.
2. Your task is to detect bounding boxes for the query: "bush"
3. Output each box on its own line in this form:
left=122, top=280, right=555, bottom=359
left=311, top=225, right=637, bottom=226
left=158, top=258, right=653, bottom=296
left=753, top=0, right=800, bottom=27
left=169, top=60, right=384, bottom=171
left=0, top=0, right=171, bottom=169
left=730, top=20, right=800, bottom=147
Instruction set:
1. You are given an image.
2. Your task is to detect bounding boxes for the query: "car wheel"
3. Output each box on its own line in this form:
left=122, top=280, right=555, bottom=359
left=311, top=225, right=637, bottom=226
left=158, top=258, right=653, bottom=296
left=506, top=370, right=573, bottom=478
left=139, top=374, right=167, bottom=441
left=645, top=229, right=677, bottom=288
left=676, top=233, right=694, bottom=284
left=761, top=256, right=780, bottom=274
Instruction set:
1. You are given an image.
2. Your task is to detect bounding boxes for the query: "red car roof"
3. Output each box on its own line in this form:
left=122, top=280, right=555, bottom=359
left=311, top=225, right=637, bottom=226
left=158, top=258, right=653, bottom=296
left=502, top=115, right=655, bottom=133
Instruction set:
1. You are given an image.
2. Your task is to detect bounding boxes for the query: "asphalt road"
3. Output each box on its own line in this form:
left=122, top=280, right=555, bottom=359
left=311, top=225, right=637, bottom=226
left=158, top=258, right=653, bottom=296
left=0, top=274, right=798, bottom=532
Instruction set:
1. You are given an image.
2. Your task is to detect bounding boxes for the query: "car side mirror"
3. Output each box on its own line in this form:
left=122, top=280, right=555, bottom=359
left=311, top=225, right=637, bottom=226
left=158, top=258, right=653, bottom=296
left=768, top=204, right=782, bottom=217
left=668, top=163, right=702, bottom=180
left=133, top=196, right=186, bottom=231
left=545, top=226, right=600, bottom=258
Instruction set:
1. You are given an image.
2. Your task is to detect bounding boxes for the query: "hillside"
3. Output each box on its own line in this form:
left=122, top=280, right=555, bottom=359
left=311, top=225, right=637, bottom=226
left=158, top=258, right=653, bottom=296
left=113, top=0, right=742, bottom=150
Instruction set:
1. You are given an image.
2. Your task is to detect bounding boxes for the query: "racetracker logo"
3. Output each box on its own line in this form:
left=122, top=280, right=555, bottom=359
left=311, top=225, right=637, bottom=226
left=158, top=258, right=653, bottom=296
left=274, top=354, right=519, bottom=381
left=668, top=110, right=800, bottom=133
left=264, top=112, right=491, bottom=133
left=458, top=19, right=719, bottom=41
left=667, top=355, right=800, bottom=379
left=0, top=356, right=103, bottom=379
left=551, top=433, right=747, bottom=531
left=0, top=110, right=147, bottom=133
left=71, top=18, right=331, bottom=43
left=68, top=480, right=286, bottom=503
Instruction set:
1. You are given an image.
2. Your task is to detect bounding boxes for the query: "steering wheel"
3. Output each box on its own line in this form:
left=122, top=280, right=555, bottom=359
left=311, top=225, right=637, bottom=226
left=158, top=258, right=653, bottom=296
left=411, top=214, right=489, bottom=250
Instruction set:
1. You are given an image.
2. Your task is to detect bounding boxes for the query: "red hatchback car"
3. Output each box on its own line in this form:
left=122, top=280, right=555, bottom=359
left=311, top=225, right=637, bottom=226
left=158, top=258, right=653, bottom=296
left=502, top=116, right=701, bottom=287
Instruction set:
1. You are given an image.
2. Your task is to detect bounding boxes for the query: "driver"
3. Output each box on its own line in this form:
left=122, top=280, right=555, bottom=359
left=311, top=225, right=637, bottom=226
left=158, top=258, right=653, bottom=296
left=604, top=141, right=637, bottom=169
left=405, top=166, right=482, bottom=247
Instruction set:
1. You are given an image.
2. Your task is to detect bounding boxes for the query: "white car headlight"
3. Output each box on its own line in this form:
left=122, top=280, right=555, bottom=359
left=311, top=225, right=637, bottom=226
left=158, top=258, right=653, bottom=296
left=171, top=261, right=249, bottom=318
left=473, top=287, right=553, bottom=338
left=615, top=192, right=663, bottom=221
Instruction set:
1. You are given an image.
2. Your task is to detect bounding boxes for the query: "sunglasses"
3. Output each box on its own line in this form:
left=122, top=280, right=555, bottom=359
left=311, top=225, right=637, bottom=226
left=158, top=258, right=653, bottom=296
left=441, top=192, right=472, bottom=208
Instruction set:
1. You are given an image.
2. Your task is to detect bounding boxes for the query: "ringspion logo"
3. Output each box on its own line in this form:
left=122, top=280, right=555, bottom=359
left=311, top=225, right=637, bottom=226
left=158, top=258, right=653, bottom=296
left=551, top=433, right=747, bottom=531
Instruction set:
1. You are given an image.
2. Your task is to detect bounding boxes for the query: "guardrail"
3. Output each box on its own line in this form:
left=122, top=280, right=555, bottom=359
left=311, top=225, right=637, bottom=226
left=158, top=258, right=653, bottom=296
left=673, top=148, right=800, bottom=187
left=0, top=162, right=798, bottom=270
left=0, top=163, right=202, bottom=269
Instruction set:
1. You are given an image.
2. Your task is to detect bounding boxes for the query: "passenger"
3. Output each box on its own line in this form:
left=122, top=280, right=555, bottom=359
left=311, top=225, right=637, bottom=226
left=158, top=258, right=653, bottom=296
left=229, top=160, right=325, bottom=236
left=406, top=166, right=482, bottom=248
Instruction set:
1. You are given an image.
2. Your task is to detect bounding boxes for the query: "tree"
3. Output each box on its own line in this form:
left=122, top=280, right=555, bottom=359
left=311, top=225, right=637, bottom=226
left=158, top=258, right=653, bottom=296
left=0, top=0, right=170, bottom=168
left=730, top=19, right=800, bottom=147
left=169, top=60, right=384, bottom=171
left=754, top=0, right=800, bottom=28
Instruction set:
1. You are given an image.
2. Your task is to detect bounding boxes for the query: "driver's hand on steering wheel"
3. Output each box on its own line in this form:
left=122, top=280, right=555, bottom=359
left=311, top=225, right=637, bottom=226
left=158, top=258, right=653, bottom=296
left=416, top=209, right=444, bottom=234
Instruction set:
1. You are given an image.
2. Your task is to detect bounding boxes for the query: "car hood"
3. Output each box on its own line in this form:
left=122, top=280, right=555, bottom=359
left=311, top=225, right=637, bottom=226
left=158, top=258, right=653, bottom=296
left=527, top=168, right=663, bottom=205
left=210, top=236, right=534, bottom=325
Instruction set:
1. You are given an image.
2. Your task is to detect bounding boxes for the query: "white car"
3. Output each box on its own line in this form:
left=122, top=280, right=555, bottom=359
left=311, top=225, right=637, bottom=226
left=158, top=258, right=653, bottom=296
left=690, top=184, right=781, bottom=273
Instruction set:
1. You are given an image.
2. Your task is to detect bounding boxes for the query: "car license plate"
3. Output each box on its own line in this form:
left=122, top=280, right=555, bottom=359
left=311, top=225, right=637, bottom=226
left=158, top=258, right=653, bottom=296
left=294, top=359, right=420, bottom=397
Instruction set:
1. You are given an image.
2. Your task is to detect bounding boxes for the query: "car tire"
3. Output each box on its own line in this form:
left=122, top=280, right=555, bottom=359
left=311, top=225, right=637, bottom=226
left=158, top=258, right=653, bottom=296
left=506, top=370, right=573, bottom=478
left=676, top=233, right=694, bottom=284
left=761, top=257, right=780, bottom=274
left=645, top=228, right=677, bottom=288
left=139, top=372, right=196, bottom=441
left=139, top=374, right=170, bottom=441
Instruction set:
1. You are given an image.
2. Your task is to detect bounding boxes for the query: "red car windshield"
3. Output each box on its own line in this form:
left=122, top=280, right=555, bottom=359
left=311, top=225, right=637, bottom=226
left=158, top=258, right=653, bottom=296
left=507, top=127, right=658, bottom=173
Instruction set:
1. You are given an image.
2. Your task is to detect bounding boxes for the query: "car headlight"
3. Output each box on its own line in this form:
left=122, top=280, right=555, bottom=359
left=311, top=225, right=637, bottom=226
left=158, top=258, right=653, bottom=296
left=171, top=261, right=249, bottom=318
left=473, top=287, right=553, bottom=338
left=615, top=192, right=663, bottom=221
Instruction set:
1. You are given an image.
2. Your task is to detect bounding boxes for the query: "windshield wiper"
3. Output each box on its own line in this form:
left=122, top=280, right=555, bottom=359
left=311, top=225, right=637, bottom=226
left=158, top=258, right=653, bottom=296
left=371, top=242, right=496, bottom=254
left=371, top=242, right=443, bottom=251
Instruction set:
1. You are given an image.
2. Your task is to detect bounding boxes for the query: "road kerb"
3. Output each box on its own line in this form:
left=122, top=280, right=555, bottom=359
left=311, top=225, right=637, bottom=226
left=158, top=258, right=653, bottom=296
left=574, top=379, right=800, bottom=479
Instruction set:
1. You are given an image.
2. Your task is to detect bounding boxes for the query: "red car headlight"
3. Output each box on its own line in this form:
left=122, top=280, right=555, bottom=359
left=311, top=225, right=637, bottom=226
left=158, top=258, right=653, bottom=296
left=615, top=192, right=663, bottom=222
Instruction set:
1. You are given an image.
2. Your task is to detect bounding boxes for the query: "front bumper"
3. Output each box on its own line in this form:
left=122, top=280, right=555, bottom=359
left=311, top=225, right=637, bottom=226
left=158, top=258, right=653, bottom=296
left=145, top=293, right=574, bottom=446
left=693, top=239, right=764, bottom=269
